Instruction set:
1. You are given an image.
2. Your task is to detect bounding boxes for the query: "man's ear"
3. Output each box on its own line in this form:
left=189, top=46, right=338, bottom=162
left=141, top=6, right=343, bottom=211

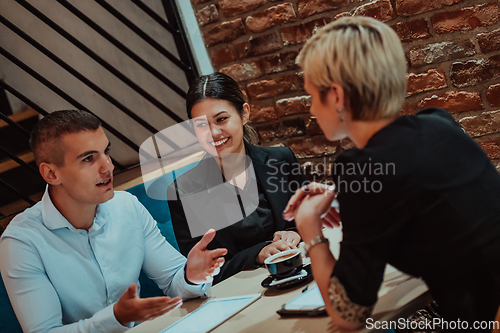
left=39, top=162, right=61, bottom=186
left=242, top=103, right=250, bottom=125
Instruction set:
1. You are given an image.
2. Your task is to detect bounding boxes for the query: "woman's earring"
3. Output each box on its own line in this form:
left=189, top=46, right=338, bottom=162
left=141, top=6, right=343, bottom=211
left=337, top=109, right=345, bottom=122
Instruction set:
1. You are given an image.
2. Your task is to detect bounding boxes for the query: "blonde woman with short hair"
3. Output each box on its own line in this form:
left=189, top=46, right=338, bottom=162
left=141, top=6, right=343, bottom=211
left=283, top=16, right=500, bottom=330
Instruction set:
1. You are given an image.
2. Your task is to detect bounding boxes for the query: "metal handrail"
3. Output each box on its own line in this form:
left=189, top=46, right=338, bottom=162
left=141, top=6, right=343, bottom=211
left=0, top=14, right=181, bottom=152
left=15, top=0, right=185, bottom=124
left=132, top=0, right=177, bottom=34
left=0, top=178, right=36, bottom=206
left=0, top=0, right=197, bottom=217
left=162, top=0, right=198, bottom=83
left=55, top=0, right=187, bottom=99
left=0, top=109, right=31, bottom=137
left=0, top=46, right=149, bottom=160
left=0, top=145, right=39, bottom=176
left=95, top=0, right=191, bottom=73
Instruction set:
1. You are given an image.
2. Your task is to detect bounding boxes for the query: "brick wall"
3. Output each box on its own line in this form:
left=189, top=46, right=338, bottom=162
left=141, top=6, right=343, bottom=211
left=191, top=0, right=500, bottom=179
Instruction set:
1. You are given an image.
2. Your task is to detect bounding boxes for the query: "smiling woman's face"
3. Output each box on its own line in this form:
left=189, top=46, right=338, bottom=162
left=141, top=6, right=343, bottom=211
left=191, top=98, right=248, bottom=157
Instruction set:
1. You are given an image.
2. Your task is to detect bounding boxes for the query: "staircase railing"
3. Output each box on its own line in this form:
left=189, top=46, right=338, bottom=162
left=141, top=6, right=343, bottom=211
left=0, top=0, right=198, bottom=225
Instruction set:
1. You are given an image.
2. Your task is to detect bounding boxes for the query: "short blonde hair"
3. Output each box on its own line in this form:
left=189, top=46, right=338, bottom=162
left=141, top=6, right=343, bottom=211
left=297, top=16, right=407, bottom=121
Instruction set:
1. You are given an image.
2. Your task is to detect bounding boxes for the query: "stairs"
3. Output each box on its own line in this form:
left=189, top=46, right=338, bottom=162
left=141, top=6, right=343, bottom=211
left=0, top=108, right=45, bottom=234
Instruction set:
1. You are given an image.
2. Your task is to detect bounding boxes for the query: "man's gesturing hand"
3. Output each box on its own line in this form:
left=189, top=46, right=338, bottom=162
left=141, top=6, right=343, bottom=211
left=186, top=229, right=228, bottom=284
left=113, top=283, right=182, bottom=326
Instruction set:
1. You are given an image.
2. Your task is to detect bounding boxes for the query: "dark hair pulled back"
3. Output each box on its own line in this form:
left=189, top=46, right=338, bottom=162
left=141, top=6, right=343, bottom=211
left=186, top=72, right=258, bottom=145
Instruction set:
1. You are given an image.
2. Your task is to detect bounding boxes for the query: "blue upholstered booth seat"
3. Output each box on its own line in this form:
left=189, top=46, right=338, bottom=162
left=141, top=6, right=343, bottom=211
left=0, top=162, right=198, bottom=330
left=0, top=272, right=22, bottom=333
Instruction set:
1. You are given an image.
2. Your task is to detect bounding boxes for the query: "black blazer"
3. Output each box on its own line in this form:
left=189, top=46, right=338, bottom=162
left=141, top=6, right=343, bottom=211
left=167, top=143, right=308, bottom=284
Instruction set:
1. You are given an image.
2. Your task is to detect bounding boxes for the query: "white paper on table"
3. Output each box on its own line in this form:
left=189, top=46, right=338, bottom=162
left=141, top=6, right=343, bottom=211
left=160, top=294, right=261, bottom=333
left=283, top=285, right=325, bottom=310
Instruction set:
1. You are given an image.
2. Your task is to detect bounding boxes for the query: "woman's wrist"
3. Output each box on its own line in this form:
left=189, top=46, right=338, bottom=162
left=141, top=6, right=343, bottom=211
left=296, top=218, right=323, bottom=243
left=304, top=235, right=329, bottom=257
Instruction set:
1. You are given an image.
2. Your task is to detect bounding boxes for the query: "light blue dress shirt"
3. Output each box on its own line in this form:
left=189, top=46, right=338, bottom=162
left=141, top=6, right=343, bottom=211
left=0, top=189, right=210, bottom=333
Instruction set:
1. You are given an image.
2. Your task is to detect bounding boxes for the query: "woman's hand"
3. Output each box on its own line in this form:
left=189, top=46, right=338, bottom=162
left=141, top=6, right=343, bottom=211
left=272, top=231, right=300, bottom=248
left=294, top=191, right=337, bottom=242
left=255, top=240, right=292, bottom=264
left=283, top=183, right=341, bottom=228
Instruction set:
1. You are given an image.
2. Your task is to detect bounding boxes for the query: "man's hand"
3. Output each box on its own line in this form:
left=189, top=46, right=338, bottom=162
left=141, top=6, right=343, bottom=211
left=186, top=229, right=228, bottom=284
left=272, top=231, right=300, bottom=248
left=256, top=240, right=293, bottom=264
left=113, top=283, right=182, bottom=326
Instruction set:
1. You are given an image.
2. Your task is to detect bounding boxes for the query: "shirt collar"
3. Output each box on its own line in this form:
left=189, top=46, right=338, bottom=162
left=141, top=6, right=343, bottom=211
left=40, top=186, right=110, bottom=232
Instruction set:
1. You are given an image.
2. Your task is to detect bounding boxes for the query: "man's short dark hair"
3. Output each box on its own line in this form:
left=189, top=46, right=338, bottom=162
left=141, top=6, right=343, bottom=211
left=30, top=110, right=101, bottom=166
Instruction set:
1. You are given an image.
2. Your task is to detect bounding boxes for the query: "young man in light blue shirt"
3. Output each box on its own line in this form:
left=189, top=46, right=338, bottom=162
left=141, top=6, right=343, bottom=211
left=0, top=110, right=227, bottom=332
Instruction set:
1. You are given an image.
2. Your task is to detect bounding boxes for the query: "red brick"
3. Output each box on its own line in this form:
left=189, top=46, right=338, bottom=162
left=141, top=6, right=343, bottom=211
left=195, top=4, right=219, bottom=26
left=302, top=159, right=335, bottom=179
left=487, top=84, right=500, bottom=106
left=209, top=45, right=237, bottom=66
left=281, top=17, right=330, bottom=46
left=249, top=105, right=278, bottom=123
left=234, top=33, right=282, bottom=59
left=257, top=122, right=279, bottom=141
left=245, top=3, right=297, bottom=33
left=192, top=0, right=211, bottom=5
left=297, top=0, right=351, bottom=19
left=391, top=19, right=431, bottom=43
left=409, top=40, right=476, bottom=67
left=334, top=12, right=351, bottom=20
left=296, top=71, right=304, bottom=90
left=305, top=116, right=323, bottom=135
left=418, top=91, right=483, bottom=113
left=407, top=68, right=447, bottom=96
left=276, top=95, right=311, bottom=117
left=241, top=86, right=249, bottom=101
left=431, top=3, right=500, bottom=35
left=396, top=0, right=461, bottom=16
left=219, top=62, right=263, bottom=82
left=450, top=55, right=500, bottom=88
left=400, top=102, right=418, bottom=115
left=203, top=18, right=246, bottom=47
left=259, top=50, right=299, bottom=74
left=219, top=0, right=268, bottom=17
left=478, top=27, right=500, bottom=54
left=288, top=135, right=338, bottom=158
left=353, top=0, right=396, bottom=22
left=478, top=138, right=500, bottom=159
left=283, top=118, right=306, bottom=138
left=301, top=161, right=315, bottom=178
left=247, top=75, right=298, bottom=100
left=459, top=110, right=500, bottom=137
left=257, top=118, right=306, bottom=141
left=340, top=138, right=355, bottom=149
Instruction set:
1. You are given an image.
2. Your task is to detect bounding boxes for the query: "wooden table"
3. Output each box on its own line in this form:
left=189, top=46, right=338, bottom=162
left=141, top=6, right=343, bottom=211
left=129, top=228, right=431, bottom=333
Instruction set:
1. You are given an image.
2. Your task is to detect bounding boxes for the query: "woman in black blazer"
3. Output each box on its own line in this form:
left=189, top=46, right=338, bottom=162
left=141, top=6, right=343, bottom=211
left=168, top=73, right=308, bottom=284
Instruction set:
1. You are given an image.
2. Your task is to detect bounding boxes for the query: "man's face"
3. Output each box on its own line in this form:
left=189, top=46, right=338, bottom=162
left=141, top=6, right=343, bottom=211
left=53, top=126, right=115, bottom=206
